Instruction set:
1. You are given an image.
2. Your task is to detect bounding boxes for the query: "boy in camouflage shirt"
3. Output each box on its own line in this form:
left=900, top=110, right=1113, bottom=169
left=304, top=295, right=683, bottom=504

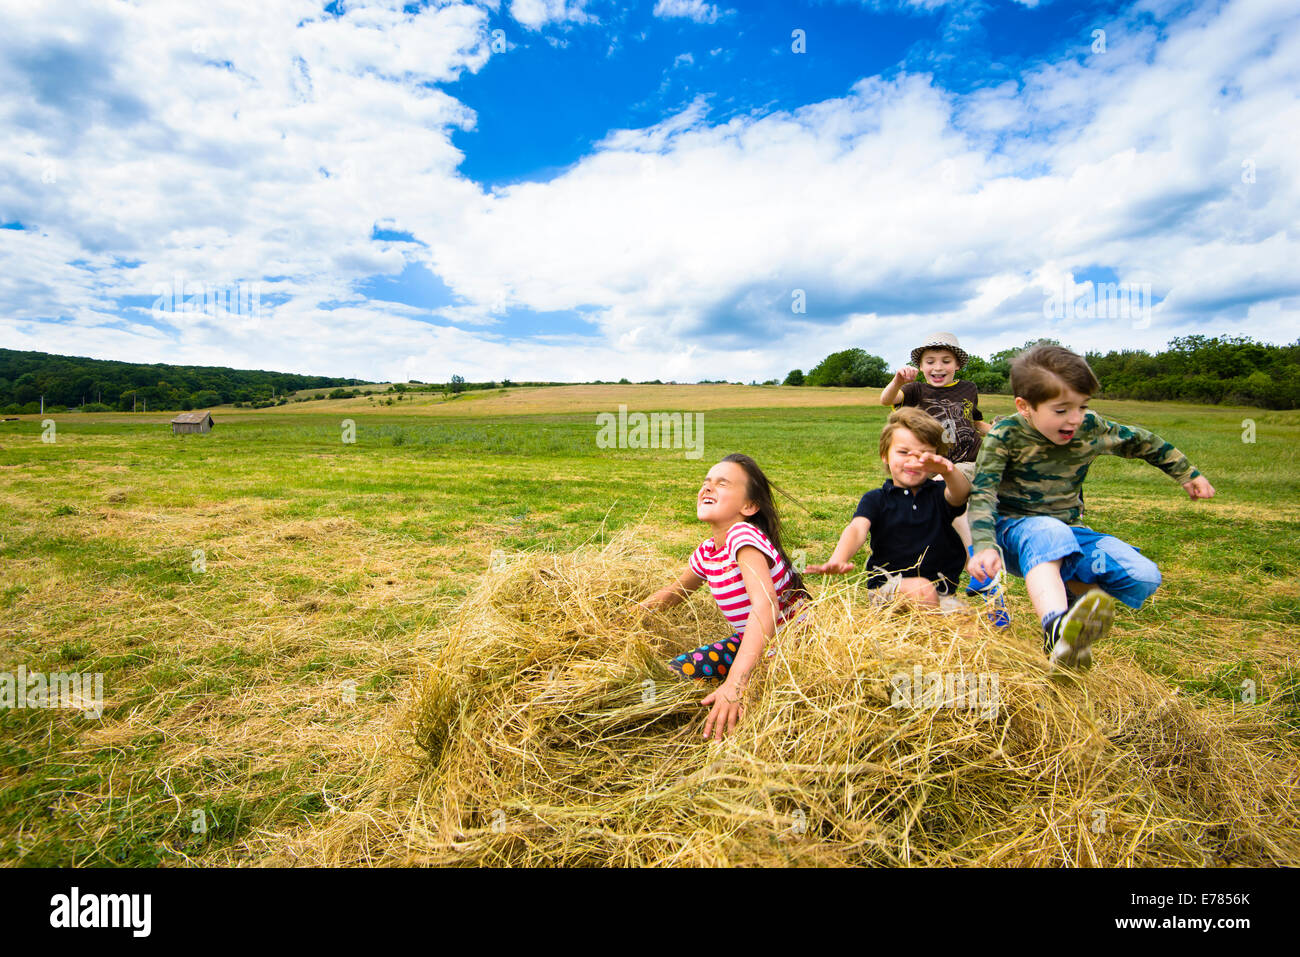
left=967, top=345, right=1216, bottom=669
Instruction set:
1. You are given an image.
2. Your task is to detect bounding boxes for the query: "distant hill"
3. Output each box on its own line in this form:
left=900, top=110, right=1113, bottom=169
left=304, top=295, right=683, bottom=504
left=0, top=348, right=371, bottom=413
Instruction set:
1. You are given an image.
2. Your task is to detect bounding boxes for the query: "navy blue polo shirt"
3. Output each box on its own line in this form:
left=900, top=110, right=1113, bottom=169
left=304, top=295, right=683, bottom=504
left=854, top=479, right=967, bottom=594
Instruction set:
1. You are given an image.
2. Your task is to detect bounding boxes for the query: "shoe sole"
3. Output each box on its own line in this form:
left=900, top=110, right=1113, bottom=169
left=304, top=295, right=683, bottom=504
left=1049, top=591, right=1115, bottom=671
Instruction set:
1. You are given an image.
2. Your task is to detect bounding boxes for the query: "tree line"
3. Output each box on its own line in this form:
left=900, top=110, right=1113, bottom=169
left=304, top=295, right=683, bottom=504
left=782, top=336, right=1300, bottom=410
left=6, top=334, right=1296, bottom=415
left=0, top=349, right=369, bottom=414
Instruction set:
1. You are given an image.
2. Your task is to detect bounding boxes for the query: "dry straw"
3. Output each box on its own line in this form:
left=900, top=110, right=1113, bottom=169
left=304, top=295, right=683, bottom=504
left=296, top=532, right=1299, bottom=866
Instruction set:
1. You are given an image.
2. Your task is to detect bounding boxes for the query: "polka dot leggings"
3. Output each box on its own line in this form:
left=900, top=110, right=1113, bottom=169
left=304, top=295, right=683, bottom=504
left=668, top=634, right=740, bottom=680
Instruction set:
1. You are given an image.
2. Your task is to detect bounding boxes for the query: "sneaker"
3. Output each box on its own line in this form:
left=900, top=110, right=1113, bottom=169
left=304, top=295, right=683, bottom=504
left=980, top=571, right=1011, bottom=629
left=985, top=586, right=1011, bottom=629
left=1043, top=590, right=1116, bottom=670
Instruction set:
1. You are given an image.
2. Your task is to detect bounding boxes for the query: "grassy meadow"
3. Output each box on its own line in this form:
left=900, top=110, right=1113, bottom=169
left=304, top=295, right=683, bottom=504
left=1, top=386, right=1298, bottom=865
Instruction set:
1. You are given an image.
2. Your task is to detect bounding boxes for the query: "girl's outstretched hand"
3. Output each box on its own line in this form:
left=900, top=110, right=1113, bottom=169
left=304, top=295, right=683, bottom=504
left=1183, top=476, right=1215, bottom=500
left=701, top=681, right=745, bottom=741
left=807, top=559, right=854, bottom=574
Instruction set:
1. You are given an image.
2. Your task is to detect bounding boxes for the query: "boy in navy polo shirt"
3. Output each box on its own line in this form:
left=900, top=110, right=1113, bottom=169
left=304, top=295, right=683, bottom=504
left=809, top=408, right=970, bottom=611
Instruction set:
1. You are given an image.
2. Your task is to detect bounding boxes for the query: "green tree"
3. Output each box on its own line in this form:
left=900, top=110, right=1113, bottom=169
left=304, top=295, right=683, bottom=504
left=990, top=338, right=1061, bottom=368
left=958, top=355, right=1009, bottom=395
left=806, top=349, right=890, bottom=388
left=783, top=369, right=804, bottom=386
left=14, top=373, right=40, bottom=405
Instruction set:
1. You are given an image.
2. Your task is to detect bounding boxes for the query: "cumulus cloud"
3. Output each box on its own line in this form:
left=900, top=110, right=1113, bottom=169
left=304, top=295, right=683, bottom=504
left=0, top=0, right=492, bottom=375
left=422, top=0, right=1300, bottom=374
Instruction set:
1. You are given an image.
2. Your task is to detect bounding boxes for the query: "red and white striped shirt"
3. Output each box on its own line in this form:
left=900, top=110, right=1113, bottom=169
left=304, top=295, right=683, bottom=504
left=689, top=522, right=797, bottom=636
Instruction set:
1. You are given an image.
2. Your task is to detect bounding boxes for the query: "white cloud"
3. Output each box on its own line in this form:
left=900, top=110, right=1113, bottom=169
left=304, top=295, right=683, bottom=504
left=420, top=0, right=1300, bottom=374
left=510, top=0, right=594, bottom=31
left=0, top=0, right=491, bottom=371
left=856, top=0, right=961, bottom=12
left=652, top=0, right=726, bottom=25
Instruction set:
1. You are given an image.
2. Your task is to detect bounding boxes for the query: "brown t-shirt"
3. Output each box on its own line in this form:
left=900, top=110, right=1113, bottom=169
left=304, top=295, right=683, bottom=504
left=894, top=379, right=984, bottom=463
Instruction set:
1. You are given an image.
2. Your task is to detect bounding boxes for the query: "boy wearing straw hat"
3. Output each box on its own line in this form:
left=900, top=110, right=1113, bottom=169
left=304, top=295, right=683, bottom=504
left=880, top=332, right=997, bottom=599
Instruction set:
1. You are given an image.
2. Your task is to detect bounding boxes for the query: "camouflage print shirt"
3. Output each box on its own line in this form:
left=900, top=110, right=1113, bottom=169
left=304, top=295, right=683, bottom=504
left=968, top=411, right=1202, bottom=553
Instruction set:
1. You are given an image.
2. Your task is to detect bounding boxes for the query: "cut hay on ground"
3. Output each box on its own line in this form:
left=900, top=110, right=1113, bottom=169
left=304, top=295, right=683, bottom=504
left=295, top=533, right=1300, bottom=867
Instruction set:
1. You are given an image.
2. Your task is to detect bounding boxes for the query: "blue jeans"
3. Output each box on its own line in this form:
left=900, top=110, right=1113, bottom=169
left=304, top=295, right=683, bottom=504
left=995, top=516, right=1161, bottom=609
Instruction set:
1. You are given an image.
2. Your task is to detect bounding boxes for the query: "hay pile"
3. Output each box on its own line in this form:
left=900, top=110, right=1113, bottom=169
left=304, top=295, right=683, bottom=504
left=331, top=534, right=1300, bottom=866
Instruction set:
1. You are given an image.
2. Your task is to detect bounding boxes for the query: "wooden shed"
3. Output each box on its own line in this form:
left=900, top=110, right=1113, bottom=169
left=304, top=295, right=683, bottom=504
left=171, top=411, right=215, bottom=435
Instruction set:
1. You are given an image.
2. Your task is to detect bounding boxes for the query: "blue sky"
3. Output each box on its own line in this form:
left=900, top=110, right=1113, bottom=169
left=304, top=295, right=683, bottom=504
left=1, top=0, right=1297, bottom=383
left=452, top=1, right=953, bottom=187
left=450, top=0, right=1132, bottom=191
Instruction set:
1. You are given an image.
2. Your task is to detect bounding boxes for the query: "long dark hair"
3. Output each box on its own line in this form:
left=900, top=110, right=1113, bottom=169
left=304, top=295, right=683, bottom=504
left=721, top=453, right=809, bottom=601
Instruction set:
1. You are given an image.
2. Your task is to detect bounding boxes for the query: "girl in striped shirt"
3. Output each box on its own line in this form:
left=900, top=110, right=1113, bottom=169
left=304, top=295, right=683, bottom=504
left=635, top=453, right=808, bottom=740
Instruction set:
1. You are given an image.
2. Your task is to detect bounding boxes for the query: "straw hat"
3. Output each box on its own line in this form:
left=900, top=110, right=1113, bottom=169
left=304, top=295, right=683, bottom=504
left=910, top=332, right=969, bottom=369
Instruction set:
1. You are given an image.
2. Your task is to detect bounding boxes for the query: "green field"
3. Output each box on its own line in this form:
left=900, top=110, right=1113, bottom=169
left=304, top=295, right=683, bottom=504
left=1, top=386, right=1298, bottom=865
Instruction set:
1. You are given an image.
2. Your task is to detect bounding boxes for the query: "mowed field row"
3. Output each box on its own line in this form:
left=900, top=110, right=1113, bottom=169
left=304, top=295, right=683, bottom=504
left=1, top=387, right=1298, bottom=865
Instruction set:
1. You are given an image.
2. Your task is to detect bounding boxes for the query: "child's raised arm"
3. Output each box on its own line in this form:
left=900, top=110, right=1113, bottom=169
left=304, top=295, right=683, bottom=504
left=879, top=367, right=917, bottom=406
left=1099, top=415, right=1214, bottom=496
left=807, top=516, right=870, bottom=575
